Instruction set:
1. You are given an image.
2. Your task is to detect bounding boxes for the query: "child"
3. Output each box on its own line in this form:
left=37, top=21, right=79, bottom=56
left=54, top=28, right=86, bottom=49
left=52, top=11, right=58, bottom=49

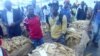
left=24, top=5, right=44, bottom=48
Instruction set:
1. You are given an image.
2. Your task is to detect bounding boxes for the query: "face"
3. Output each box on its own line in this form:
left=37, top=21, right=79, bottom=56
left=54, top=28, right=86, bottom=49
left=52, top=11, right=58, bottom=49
left=5, top=1, right=12, bottom=10
left=50, top=6, right=59, bottom=16
left=64, top=2, right=69, bottom=8
left=27, top=6, right=34, bottom=15
left=81, top=1, right=85, bottom=6
left=32, top=0, right=36, bottom=7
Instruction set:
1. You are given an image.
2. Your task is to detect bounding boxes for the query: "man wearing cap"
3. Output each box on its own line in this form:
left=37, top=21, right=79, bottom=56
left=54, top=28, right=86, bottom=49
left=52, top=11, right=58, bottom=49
left=47, top=2, right=67, bottom=44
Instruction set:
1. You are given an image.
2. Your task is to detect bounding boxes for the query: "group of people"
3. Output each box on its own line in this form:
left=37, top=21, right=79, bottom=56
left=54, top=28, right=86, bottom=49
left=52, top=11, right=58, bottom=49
left=0, top=0, right=100, bottom=56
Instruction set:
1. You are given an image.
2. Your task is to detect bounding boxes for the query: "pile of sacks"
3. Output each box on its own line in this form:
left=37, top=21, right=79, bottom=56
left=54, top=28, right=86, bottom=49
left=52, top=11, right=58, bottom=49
left=28, top=43, right=75, bottom=56
left=66, top=29, right=90, bottom=56
left=70, top=20, right=89, bottom=31
left=1, top=36, right=30, bottom=53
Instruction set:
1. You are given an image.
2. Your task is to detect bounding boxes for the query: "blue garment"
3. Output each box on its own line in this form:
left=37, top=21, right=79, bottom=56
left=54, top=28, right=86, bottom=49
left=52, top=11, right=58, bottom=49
left=94, top=2, right=100, bottom=16
left=1, top=9, right=23, bottom=38
left=52, top=35, right=65, bottom=45
left=32, top=38, right=44, bottom=48
left=60, top=8, right=71, bottom=23
left=92, top=12, right=100, bottom=43
left=77, top=5, right=87, bottom=20
left=7, top=25, right=22, bottom=38
left=0, top=26, right=3, bottom=36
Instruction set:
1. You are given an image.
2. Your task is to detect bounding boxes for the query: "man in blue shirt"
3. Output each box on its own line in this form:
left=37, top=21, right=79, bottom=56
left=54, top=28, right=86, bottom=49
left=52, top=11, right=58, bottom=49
left=60, top=1, right=71, bottom=26
left=90, top=1, right=100, bottom=47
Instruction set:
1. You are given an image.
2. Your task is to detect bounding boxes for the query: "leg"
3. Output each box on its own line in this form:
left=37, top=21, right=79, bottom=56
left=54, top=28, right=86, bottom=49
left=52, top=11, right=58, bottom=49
left=7, top=27, right=13, bottom=38
left=57, top=35, right=65, bottom=45
left=38, top=38, right=44, bottom=46
left=31, top=39, right=38, bottom=49
left=92, top=22, right=99, bottom=47
left=13, top=25, right=22, bottom=36
left=94, top=24, right=100, bottom=43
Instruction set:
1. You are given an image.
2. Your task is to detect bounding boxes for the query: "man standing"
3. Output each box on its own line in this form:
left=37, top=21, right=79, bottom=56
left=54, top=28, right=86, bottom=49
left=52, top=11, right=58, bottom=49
left=90, top=1, right=100, bottom=47
left=60, top=0, right=71, bottom=26
left=47, top=3, right=67, bottom=44
left=1, top=1, right=23, bottom=38
left=76, top=1, right=88, bottom=20
left=32, top=0, right=41, bottom=17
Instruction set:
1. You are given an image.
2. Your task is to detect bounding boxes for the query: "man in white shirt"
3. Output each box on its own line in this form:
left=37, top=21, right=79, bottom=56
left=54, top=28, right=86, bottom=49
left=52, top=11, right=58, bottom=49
left=6, top=10, right=14, bottom=26
left=1, top=1, right=23, bottom=38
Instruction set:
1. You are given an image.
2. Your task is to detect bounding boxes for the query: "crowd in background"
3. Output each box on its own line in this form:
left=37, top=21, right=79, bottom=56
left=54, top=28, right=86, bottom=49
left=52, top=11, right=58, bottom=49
left=0, top=1, right=99, bottom=55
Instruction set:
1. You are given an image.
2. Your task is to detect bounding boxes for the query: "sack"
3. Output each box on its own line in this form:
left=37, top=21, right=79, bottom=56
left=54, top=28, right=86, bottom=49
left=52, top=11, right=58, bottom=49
left=66, top=31, right=90, bottom=56
left=28, top=43, right=76, bottom=56
left=1, top=36, right=30, bottom=53
left=70, top=20, right=89, bottom=31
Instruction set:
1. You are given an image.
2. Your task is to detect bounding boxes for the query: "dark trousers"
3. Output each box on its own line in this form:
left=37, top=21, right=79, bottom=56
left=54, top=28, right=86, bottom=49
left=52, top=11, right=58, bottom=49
left=0, top=26, right=3, bottom=37
left=7, top=25, right=22, bottom=38
left=93, top=24, right=100, bottom=43
left=31, top=38, right=44, bottom=48
left=52, top=35, right=65, bottom=45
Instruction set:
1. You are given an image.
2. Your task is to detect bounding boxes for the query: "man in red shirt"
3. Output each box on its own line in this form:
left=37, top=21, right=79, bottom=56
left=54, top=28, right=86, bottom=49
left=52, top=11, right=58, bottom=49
left=24, top=5, right=44, bottom=48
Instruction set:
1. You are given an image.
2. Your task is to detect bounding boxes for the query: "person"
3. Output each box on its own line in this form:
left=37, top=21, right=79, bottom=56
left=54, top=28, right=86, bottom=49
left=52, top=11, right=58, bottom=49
left=90, top=1, right=100, bottom=47
left=47, top=3, right=67, bottom=44
left=0, top=12, right=4, bottom=37
left=0, top=25, right=3, bottom=37
left=0, top=37, right=8, bottom=56
left=24, top=5, right=44, bottom=48
left=76, top=1, right=88, bottom=20
left=60, top=0, right=71, bottom=26
left=41, top=6, right=50, bottom=34
left=58, top=5, right=63, bottom=13
left=86, top=7, right=93, bottom=20
left=0, top=1, right=23, bottom=38
left=43, top=6, right=50, bottom=23
left=71, top=3, right=78, bottom=22
left=31, top=0, right=42, bottom=21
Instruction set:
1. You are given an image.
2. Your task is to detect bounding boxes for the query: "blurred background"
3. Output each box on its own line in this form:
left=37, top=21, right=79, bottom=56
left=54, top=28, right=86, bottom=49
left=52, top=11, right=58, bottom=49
left=0, top=0, right=99, bottom=10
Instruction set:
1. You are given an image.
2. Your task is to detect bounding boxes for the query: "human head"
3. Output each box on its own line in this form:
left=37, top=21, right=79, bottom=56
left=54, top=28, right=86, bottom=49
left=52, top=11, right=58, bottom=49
left=49, top=3, right=59, bottom=16
left=73, top=3, right=78, bottom=8
left=59, top=5, right=63, bottom=9
left=32, top=0, right=36, bottom=8
left=64, top=0, right=71, bottom=9
left=81, top=1, right=85, bottom=6
left=4, top=1, right=12, bottom=11
left=26, top=5, right=34, bottom=17
left=42, top=5, right=47, bottom=10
